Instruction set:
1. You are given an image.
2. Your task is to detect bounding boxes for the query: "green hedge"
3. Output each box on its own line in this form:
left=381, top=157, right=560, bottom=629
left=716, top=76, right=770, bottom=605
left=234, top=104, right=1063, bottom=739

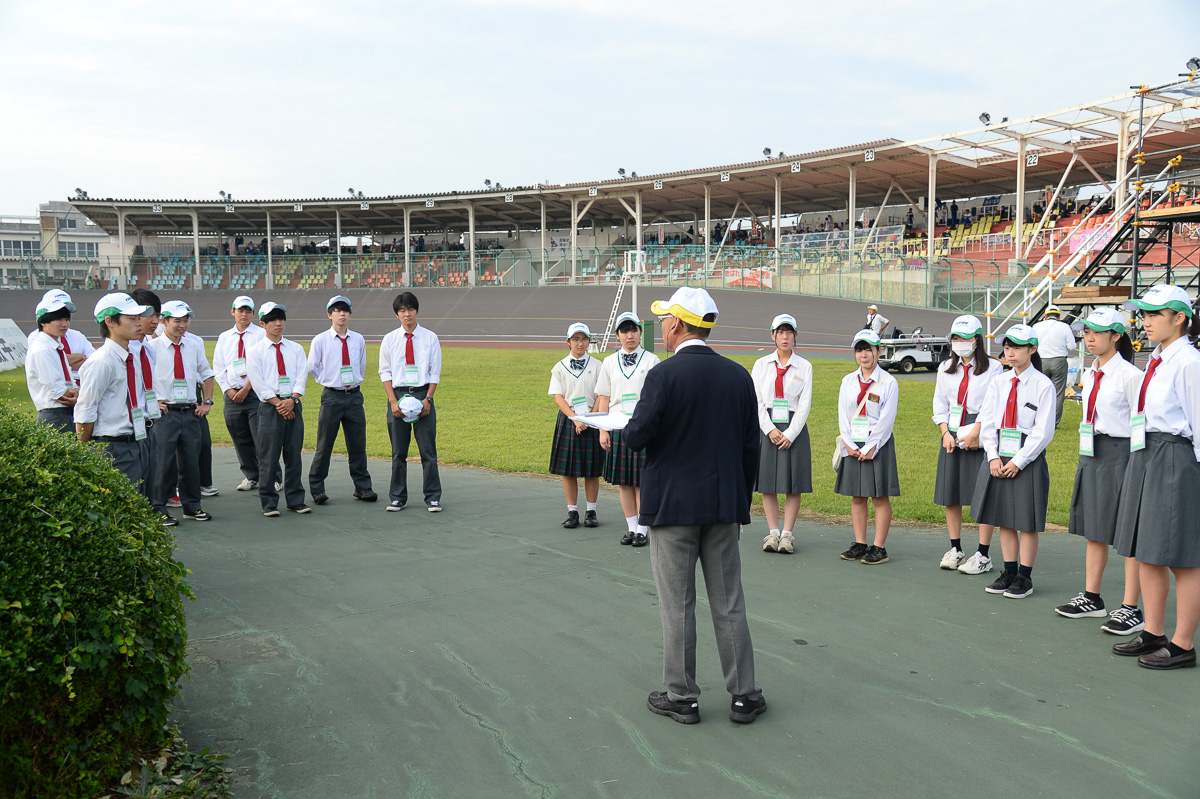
left=0, top=402, right=193, bottom=798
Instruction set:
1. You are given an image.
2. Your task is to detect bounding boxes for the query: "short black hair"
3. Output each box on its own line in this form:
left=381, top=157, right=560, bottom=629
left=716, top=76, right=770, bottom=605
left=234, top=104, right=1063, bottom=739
left=853, top=340, right=878, bottom=352
left=617, top=320, right=641, bottom=334
left=99, top=315, right=118, bottom=339
left=393, top=292, right=419, bottom=314
left=129, top=288, right=161, bottom=315
left=772, top=323, right=796, bottom=334
left=36, top=307, right=71, bottom=330
left=261, top=308, right=287, bottom=323
left=327, top=301, right=352, bottom=314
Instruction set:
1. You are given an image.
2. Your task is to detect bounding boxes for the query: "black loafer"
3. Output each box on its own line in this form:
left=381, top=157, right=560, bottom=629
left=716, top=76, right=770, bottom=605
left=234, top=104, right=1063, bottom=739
left=1138, top=646, right=1197, bottom=670
left=583, top=510, right=598, bottom=528
left=620, top=531, right=635, bottom=545
left=1113, top=632, right=1168, bottom=657
left=354, top=489, right=378, bottom=502
left=730, top=694, right=768, bottom=724
left=312, top=492, right=329, bottom=505
left=647, top=691, right=699, bottom=724
left=562, top=510, right=579, bottom=529
left=631, top=533, right=648, bottom=548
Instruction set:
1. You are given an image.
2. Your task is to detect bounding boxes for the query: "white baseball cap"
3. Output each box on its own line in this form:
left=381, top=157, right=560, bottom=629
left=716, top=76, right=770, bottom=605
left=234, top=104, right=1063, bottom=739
left=232, top=295, right=255, bottom=310
left=1001, top=324, right=1038, bottom=346
left=1125, top=283, right=1194, bottom=318
left=868, top=304, right=879, bottom=311
left=614, top=311, right=642, bottom=329
left=1044, top=304, right=1063, bottom=316
left=327, top=294, right=352, bottom=310
left=852, top=329, right=882, bottom=347
left=258, top=301, right=287, bottom=320
left=398, top=394, right=424, bottom=423
left=567, top=322, right=592, bottom=339
left=160, top=300, right=195, bottom=318
left=36, top=289, right=76, bottom=320
left=1072, top=307, right=1126, bottom=333
left=649, top=287, right=719, bottom=328
left=949, top=315, right=983, bottom=338
left=93, top=293, right=151, bottom=324
left=771, top=313, right=798, bottom=331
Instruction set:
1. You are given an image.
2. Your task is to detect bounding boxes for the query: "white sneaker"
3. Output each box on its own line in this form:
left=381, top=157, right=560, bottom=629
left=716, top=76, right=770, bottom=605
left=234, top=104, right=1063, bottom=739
left=939, top=547, right=965, bottom=570
left=777, top=533, right=795, bottom=554
left=236, top=478, right=258, bottom=491
left=201, top=485, right=220, bottom=497
left=386, top=501, right=405, bottom=512
left=762, top=533, right=780, bottom=552
left=274, top=481, right=282, bottom=491
left=957, top=551, right=994, bottom=575
left=427, top=501, right=443, bottom=513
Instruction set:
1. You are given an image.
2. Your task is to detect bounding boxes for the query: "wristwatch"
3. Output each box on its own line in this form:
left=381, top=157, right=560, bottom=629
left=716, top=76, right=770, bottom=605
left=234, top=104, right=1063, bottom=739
left=202, top=398, right=214, bottom=406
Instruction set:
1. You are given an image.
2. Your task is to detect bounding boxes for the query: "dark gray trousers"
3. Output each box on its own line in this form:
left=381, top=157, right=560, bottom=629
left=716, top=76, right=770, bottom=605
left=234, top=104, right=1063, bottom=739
left=199, top=413, right=213, bottom=485
left=258, top=399, right=305, bottom=510
left=309, top=387, right=372, bottom=495
left=385, top=387, right=441, bottom=505
left=223, top=387, right=260, bottom=481
left=99, top=438, right=150, bottom=495
left=154, top=408, right=202, bottom=515
left=1042, top=356, right=1068, bottom=428
left=37, top=406, right=75, bottom=433
left=140, top=423, right=156, bottom=501
left=648, top=523, right=761, bottom=703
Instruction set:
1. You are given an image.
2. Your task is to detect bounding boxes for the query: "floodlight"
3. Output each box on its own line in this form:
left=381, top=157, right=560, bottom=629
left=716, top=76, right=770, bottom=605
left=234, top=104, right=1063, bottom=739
left=1001, top=117, right=1008, bottom=123
left=631, top=172, right=637, bottom=177
left=484, top=179, right=492, bottom=187
left=74, top=187, right=81, bottom=194
left=763, top=147, right=772, bottom=157
left=348, top=187, right=356, bottom=195
left=779, top=152, right=786, bottom=158
left=979, top=112, right=991, bottom=125
left=618, top=168, right=626, bottom=176
left=219, top=191, right=226, bottom=199
left=1188, top=57, right=1200, bottom=71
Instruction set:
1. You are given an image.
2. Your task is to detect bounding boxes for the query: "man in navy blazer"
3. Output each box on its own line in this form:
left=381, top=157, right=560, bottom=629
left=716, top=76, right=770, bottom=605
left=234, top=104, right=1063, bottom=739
left=623, top=287, right=765, bottom=725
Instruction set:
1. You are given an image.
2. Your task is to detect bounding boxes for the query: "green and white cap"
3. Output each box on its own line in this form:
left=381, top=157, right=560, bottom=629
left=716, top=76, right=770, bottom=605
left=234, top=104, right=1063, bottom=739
left=771, top=313, right=798, bottom=331
left=93, top=292, right=151, bottom=324
left=1001, top=323, right=1038, bottom=346
left=35, top=289, right=76, bottom=320
left=258, top=301, right=287, bottom=320
left=1124, top=284, right=1194, bottom=318
left=1072, top=307, right=1125, bottom=333
left=949, top=315, right=983, bottom=338
left=614, top=311, right=642, bottom=328
left=161, top=300, right=195, bottom=318
left=567, top=322, right=592, bottom=339
left=327, top=294, right=352, bottom=310
left=232, top=295, right=255, bottom=310
left=852, top=329, right=881, bottom=347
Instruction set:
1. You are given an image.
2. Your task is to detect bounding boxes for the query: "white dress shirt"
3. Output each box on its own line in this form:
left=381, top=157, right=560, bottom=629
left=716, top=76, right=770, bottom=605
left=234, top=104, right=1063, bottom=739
left=837, top=365, right=898, bottom=456
left=751, top=351, right=814, bottom=442
left=548, top=354, right=601, bottom=414
left=379, top=323, right=442, bottom=388
left=25, top=331, right=76, bottom=410
left=978, top=366, right=1057, bottom=469
left=1141, top=336, right=1200, bottom=461
left=73, top=338, right=145, bottom=436
left=212, top=324, right=266, bottom=392
left=931, top=356, right=1005, bottom=439
left=247, top=336, right=309, bottom=401
left=595, top=347, right=659, bottom=414
left=149, top=334, right=215, bottom=403
left=866, top=313, right=889, bottom=335
left=1031, top=319, right=1077, bottom=358
left=1080, top=353, right=1142, bottom=437
left=28, top=327, right=94, bottom=383
left=307, top=327, right=367, bottom=388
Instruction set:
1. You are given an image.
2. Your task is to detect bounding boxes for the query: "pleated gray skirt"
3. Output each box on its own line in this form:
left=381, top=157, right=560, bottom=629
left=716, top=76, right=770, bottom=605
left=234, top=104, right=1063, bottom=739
left=1068, top=433, right=1130, bottom=545
left=835, top=437, right=900, bottom=498
left=971, top=449, right=1050, bottom=532
left=934, top=413, right=984, bottom=508
left=756, top=422, right=812, bottom=495
left=1114, top=432, right=1200, bottom=567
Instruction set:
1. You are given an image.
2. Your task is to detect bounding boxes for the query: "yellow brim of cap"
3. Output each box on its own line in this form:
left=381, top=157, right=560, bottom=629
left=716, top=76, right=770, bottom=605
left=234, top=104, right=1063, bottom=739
left=649, top=300, right=716, bottom=328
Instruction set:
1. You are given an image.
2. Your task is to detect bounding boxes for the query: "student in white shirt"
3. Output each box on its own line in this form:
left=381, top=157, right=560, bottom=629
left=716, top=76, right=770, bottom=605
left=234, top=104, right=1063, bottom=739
left=971, top=324, right=1056, bottom=600
left=306, top=295, right=376, bottom=505
left=931, top=315, right=1005, bottom=573
left=26, top=293, right=80, bottom=431
left=548, top=322, right=603, bottom=529
left=834, top=329, right=900, bottom=565
left=213, top=295, right=267, bottom=491
left=128, top=289, right=162, bottom=515
left=379, top=292, right=443, bottom=512
left=247, top=302, right=311, bottom=517
left=1054, top=309, right=1145, bottom=631
left=1031, top=305, right=1077, bottom=427
left=595, top=312, right=659, bottom=547
left=751, top=314, right=813, bottom=555
left=27, top=289, right=94, bottom=382
left=1112, top=285, right=1200, bottom=670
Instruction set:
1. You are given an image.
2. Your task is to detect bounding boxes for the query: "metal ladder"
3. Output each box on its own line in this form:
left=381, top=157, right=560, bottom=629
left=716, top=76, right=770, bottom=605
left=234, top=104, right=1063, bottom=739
left=594, top=250, right=646, bottom=353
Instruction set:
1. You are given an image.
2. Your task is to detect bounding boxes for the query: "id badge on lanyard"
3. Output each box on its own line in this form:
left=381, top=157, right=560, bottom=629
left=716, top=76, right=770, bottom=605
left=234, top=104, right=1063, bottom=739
left=1130, top=413, right=1146, bottom=451
left=621, top=392, right=638, bottom=414
left=999, top=428, right=1022, bottom=457
left=233, top=357, right=247, bottom=378
left=144, top=390, right=161, bottom=420
left=850, top=416, right=871, bottom=442
left=171, top=378, right=190, bottom=402
left=948, top=404, right=964, bottom=434
left=277, top=375, right=292, bottom=398
left=340, top=365, right=355, bottom=386
left=772, top=398, right=789, bottom=423
left=1078, top=422, right=1094, bottom=457
left=570, top=396, right=588, bottom=415
left=404, top=364, right=420, bottom=384
left=131, top=407, right=147, bottom=441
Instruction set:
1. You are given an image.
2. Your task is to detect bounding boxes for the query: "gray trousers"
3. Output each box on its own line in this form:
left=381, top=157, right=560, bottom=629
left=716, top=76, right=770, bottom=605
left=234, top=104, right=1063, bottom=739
left=648, top=523, right=761, bottom=703
left=98, top=437, right=150, bottom=494
left=199, top=413, right=213, bottom=486
left=310, top=387, right=372, bottom=495
left=36, top=406, right=74, bottom=433
left=1042, top=356, right=1068, bottom=427
left=258, top=399, right=306, bottom=510
left=153, top=408, right=202, bottom=515
left=223, top=387, right=260, bottom=481
left=386, top=387, right=441, bottom=505
left=140, top=424, right=156, bottom=501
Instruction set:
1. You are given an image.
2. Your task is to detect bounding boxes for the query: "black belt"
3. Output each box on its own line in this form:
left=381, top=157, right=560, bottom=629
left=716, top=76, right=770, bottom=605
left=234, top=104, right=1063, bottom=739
left=324, top=385, right=361, bottom=393
left=95, top=433, right=137, bottom=443
left=396, top=384, right=428, bottom=392
left=166, top=404, right=196, bottom=412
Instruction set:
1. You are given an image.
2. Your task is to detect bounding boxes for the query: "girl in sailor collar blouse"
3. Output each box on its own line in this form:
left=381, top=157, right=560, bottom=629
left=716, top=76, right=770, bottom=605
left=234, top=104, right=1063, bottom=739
left=548, top=323, right=604, bottom=530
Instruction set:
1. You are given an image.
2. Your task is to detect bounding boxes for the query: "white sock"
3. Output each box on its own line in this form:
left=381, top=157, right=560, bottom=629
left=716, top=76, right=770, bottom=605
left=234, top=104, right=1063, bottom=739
left=636, top=524, right=649, bottom=536
left=626, top=515, right=638, bottom=533
left=769, top=528, right=780, bottom=537
left=586, top=501, right=597, bottom=512
left=567, top=504, right=578, bottom=512
left=782, top=529, right=794, bottom=538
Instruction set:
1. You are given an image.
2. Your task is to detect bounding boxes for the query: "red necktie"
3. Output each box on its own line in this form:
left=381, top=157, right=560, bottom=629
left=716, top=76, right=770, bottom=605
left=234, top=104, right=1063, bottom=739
left=1137, top=357, right=1161, bottom=413
left=172, top=342, right=185, bottom=380
left=956, top=367, right=970, bottom=427
left=275, top=342, right=287, bottom=376
left=774, top=363, right=790, bottom=398
left=1003, top=376, right=1020, bottom=428
left=62, top=336, right=72, bottom=355
left=139, top=347, right=152, bottom=392
left=59, top=336, right=79, bottom=385
left=125, top=354, right=137, bottom=421
left=856, top=377, right=874, bottom=416
left=405, top=332, right=415, bottom=365
left=340, top=335, right=350, bottom=366
left=57, top=344, right=72, bottom=383
left=237, top=331, right=246, bottom=359
left=1086, top=370, right=1103, bottom=425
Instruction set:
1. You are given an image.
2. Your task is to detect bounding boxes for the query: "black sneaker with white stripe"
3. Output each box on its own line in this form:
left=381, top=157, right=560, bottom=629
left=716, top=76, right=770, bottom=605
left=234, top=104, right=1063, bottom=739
left=1101, top=606, right=1146, bottom=635
left=1054, top=592, right=1106, bottom=618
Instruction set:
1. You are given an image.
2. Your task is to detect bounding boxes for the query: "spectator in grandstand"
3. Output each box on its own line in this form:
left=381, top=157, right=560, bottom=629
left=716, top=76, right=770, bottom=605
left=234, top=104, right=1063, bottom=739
left=306, top=295, right=376, bottom=506
left=214, top=296, right=266, bottom=490
left=548, top=323, right=602, bottom=529
left=248, top=302, right=310, bottom=516
left=380, top=292, right=443, bottom=513
left=905, top=207, right=915, bottom=228
left=834, top=330, right=900, bottom=565
left=26, top=292, right=80, bottom=431
left=595, top=312, right=659, bottom=547
left=1031, top=305, right=1075, bottom=427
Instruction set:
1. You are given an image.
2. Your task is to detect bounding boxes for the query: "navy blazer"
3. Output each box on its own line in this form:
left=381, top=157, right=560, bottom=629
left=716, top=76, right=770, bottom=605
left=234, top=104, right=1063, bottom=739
left=623, top=344, right=760, bottom=526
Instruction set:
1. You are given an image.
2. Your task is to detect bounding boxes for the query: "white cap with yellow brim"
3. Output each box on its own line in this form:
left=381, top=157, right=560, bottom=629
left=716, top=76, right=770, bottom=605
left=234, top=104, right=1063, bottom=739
left=649, top=287, right=719, bottom=328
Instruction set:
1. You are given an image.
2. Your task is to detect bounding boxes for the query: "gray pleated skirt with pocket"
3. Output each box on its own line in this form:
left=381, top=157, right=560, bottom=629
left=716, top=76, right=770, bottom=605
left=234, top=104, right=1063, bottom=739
left=933, top=412, right=983, bottom=509
left=971, top=438, right=1050, bottom=532
left=756, top=421, right=812, bottom=495
left=1068, top=433, right=1130, bottom=545
left=835, top=436, right=900, bottom=498
left=1114, top=432, right=1200, bottom=567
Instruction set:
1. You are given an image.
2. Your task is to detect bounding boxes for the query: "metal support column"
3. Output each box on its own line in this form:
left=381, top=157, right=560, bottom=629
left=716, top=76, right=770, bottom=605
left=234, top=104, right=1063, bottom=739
left=774, top=175, right=782, bottom=272
left=848, top=165, right=857, bottom=272
left=189, top=211, right=201, bottom=290
left=265, top=211, right=273, bottom=289
left=539, top=198, right=547, bottom=284
left=403, top=206, right=411, bottom=288
left=1115, top=116, right=1131, bottom=211
left=635, top=191, right=643, bottom=253
left=116, top=209, right=128, bottom=286
left=703, top=184, right=711, bottom=271
left=468, top=202, right=476, bottom=286
left=1014, top=139, right=1026, bottom=261
left=570, top=196, right=578, bottom=285
left=335, top=208, right=343, bottom=289
left=927, top=155, right=938, bottom=266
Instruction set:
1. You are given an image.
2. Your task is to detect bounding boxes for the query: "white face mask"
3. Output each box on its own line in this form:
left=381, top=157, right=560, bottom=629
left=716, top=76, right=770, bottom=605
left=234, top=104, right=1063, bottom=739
left=951, top=341, right=976, bottom=358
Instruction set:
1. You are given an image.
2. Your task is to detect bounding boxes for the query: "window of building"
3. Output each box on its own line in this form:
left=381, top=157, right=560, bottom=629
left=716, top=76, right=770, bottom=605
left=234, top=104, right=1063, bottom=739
left=57, top=241, right=98, bottom=258
left=0, top=240, right=39, bottom=257
left=56, top=218, right=78, bottom=230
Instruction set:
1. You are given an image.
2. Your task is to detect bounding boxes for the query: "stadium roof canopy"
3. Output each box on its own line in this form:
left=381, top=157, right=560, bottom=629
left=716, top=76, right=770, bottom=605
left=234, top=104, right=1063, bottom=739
left=71, top=82, right=1200, bottom=248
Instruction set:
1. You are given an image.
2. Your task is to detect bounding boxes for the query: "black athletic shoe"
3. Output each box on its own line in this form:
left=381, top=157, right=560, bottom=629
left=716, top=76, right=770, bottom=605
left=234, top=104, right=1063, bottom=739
left=985, top=571, right=1017, bottom=594
left=583, top=509, right=598, bottom=528
left=647, top=691, right=699, bottom=724
left=729, top=694, right=768, bottom=724
left=1055, top=592, right=1106, bottom=618
left=562, top=510, right=579, bottom=529
left=1003, top=574, right=1034, bottom=599
left=620, top=531, right=635, bottom=545
left=862, top=545, right=889, bottom=565
left=287, top=504, right=312, bottom=514
left=840, top=542, right=869, bottom=561
left=1101, top=606, right=1145, bottom=635
left=311, top=492, right=329, bottom=506
left=160, top=514, right=178, bottom=528
left=354, top=489, right=378, bottom=502
left=182, top=509, right=212, bottom=522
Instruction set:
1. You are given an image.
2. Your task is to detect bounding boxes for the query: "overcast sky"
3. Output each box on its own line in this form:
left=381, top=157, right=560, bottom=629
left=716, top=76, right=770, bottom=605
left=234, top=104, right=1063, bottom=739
left=1, top=0, right=1196, bottom=212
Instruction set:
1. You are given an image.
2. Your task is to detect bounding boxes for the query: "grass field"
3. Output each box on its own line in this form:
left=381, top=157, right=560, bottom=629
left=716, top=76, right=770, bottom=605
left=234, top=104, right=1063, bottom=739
left=2, top=344, right=1084, bottom=527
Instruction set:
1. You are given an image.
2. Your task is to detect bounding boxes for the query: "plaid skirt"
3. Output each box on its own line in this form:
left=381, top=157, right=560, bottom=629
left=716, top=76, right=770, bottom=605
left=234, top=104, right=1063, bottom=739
left=602, top=430, right=643, bottom=486
left=549, top=412, right=604, bottom=478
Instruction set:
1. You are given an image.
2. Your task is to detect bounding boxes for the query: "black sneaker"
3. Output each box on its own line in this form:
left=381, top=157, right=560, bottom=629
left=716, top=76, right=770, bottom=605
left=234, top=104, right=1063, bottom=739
left=840, top=542, right=869, bottom=560
left=1003, top=574, right=1034, bottom=599
left=263, top=508, right=280, bottom=517
left=182, top=509, right=212, bottom=522
left=985, top=571, right=1017, bottom=594
left=1101, top=606, right=1146, bottom=635
left=1054, top=592, right=1106, bottom=618
left=583, top=509, right=598, bottom=528
left=354, top=489, right=378, bottom=502
left=160, top=514, right=178, bottom=528
left=311, top=492, right=329, bottom=505
left=562, top=510, right=579, bottom=529
left=620, top=531, right=635, bottom=545
left=647, top=691, right=699, bottom=724
left=287, top=504, right=312, bottom=514
left=729, top=694, right=768, bottom=724
left=862, top=545, right=889, bottom=565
